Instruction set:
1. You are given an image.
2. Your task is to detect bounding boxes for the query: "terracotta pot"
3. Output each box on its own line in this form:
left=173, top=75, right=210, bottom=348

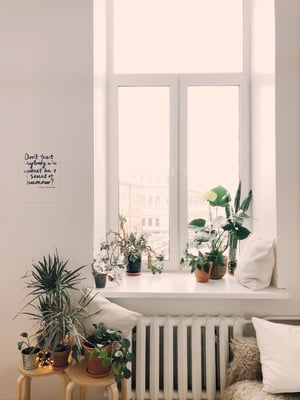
left=52, top=346, right=71, bottom=369
left=194, top=267, right=211, bottom=283
left=82, top=342, right=112, bottom=377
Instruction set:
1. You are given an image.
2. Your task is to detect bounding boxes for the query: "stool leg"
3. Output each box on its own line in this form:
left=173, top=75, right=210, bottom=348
left=16, top=375, right=26, bottom=400
left=24, top=376, right=31, bottom=400
left=121, top=379, right=127, bottom=400
left=65, top=381, right=75, bottom=400
left=59, top=371, right=70, bottom=400
left=107, top=382, right=119, bottom=400
left=79, top=385, right=86, bottom=400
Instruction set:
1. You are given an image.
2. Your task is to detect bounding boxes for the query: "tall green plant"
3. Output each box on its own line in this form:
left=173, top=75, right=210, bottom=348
left=204, top=181, right=253, bottom=273
left=15, top=251, right=99, bottom=362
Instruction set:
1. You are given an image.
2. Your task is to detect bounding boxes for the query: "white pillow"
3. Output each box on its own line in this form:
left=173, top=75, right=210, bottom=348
left=252, top=317, right=300, bottom=393
left=85, top=291, right=142, bottom=337
left=235, top=234, right=276, bottom=290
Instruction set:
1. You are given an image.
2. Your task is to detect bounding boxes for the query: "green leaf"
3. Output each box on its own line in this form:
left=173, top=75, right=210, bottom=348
left=194, top=231, right=211, bottom=242
left=124, top=368, right=132, bottom=379
left=240, top=190, right=252, bottom=212
left=103, top=358, right=112, bottom=367
left=207, top=186, right=231, bottom=207
left=188, top=218, right=206, bottom=228
left=234, top=181, right=241, bottom=213
left=122, top=338, right=130, bottom=348
left=221, top=222, right=234, bottom=231
left=232, top=225, right=251, bottom=240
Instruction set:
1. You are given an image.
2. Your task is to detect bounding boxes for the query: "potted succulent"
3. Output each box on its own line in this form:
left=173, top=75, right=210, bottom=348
left=15, top=252, right=99, bottom=368
left=82, top=322, right=133, bottom=383
left=18, top=332, right=40, bottom=370
left=118, top=216, right=164, bottom=275
left=203, top=181, right=252, bottom=274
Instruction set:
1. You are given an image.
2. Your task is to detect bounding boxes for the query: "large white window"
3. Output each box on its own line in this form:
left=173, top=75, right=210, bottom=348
left=107, top=0, right=250, bottom=270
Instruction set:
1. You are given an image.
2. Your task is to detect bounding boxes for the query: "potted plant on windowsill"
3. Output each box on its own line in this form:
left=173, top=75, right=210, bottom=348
left=82, top=322, right=132, bottom=383
left=18, top=332, right=40, bottom=370
left=204, top=181, right=252, bottom=274
left=180, top=215, right=228, bottom=281
left=118, top=216, right=164, bottom=275
left=92, top=231, right=127, bottom=287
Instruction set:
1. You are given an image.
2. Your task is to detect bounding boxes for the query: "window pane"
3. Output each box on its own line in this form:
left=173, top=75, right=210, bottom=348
left=114, top=0, right=243, bottom=73
left=187, top=86, right=239, bottom=224
left=118, top=87, right=170, bottom=259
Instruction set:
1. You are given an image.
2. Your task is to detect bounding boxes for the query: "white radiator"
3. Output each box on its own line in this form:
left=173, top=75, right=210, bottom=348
left=127, top=315, right=248, bottom=400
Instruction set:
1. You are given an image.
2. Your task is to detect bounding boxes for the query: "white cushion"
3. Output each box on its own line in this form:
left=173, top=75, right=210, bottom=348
left=252, top=317, right=300, bottom=393
left=85, top=291, right=142, bottom=337
left=235, top=234, right=276, bottom=291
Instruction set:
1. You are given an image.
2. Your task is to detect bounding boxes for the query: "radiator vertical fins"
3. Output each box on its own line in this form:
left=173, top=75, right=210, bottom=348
left=130, top=315, right=248, bottom=400
left=164, top=317, right=175, bottom=400
left=149, top=317, right=161, bottom=400
left=135, top=317, right=147, bottom=400
left=191, top=317, right=202, bottom=400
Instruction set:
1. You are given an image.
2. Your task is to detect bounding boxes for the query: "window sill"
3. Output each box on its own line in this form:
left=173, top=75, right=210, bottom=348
left=93, top=272, right=290, bottom=300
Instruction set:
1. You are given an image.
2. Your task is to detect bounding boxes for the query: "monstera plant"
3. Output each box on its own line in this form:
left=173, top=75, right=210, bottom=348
left=204, top=181, right=253, bottom=274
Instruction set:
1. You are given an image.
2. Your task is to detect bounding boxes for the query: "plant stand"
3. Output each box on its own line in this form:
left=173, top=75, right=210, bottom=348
left=16, top=362, right=69, bottom=400
left=65, top=360, right=128, bottom=400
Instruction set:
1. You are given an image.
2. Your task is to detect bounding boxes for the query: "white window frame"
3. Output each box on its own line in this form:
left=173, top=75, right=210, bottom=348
left=106, top=0, right=251, bottom=270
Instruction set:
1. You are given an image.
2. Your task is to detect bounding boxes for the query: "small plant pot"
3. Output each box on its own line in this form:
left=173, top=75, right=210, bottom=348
left=52, top=345, right=71, bottom=369
left=21, top=347, right=40, bottom=370
left=210, top=256, right=228, bottom=280
left=82, top=342, right=112, bottom=377
left=194, top=268, right=211, bottom=283
left=94, top=273, right=107, bottom=288
left=126, top=255, right=142, bottom=276
left=228, top=259, right=237, bottom=275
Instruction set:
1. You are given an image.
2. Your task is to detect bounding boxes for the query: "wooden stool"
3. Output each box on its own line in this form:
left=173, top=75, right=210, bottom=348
left=16, top=363, right=69, bottom=400
left=66, top=360, right=127, bottom=400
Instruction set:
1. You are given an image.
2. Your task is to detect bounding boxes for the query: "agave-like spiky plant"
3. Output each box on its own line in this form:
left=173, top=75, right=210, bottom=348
left=15, top=251, right=100, bottom=362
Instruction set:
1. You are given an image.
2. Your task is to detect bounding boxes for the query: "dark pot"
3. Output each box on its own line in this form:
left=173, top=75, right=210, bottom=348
left=228, top=259, right=237, bottom=275
left=126, top=254, right=142, bottom=276
left=94, top=273, right=107, bottom=288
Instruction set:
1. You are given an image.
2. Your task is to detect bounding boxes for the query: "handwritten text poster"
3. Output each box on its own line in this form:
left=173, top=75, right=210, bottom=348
left=23, top=152, right=58, bottom=189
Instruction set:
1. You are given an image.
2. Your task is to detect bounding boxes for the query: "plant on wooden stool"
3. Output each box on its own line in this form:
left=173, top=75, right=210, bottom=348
left=83, top=322, right=133, bottom=383
left=18, top=332, right=40, bottom=370
left=15, top=251, right=99, bottom=367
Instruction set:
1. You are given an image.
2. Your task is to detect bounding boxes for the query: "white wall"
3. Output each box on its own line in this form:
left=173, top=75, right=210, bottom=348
left=275, top=0, right=300, bottom=293
left=0, top=1, right=93, bottom=399
left=94, top=0, right=107, bottom=248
